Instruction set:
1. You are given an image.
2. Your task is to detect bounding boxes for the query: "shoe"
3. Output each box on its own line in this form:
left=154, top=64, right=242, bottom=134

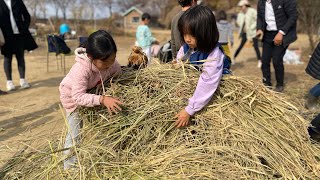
left=263, top=81, right=272, bottom=89
left=257, top=60, right=262, bottom=68
left=6, top=81, right=16, bottom=91
left=308, top=127, right=320, bottom=142
left=0, top=90, right=8, bottom=95
left=274, top=86, right=284, bottom=93
left=305, top=93, right=318, bottom=110
left=20, top=79, right=31, bottom=89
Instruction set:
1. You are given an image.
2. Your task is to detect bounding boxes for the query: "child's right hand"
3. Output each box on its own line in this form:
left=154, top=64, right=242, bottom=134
left=100, top=96, right=124, bottom=115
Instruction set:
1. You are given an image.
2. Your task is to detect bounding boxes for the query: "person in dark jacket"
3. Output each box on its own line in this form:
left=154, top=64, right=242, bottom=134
left=305, top=43, right=320, bottom=110
left=171, top=0, right=197, bottom=60
left=0, top=0, right=38, bottom=91
left=305, top=43, right=320, bottom=141
left=256, top=0, right=298, bottom=92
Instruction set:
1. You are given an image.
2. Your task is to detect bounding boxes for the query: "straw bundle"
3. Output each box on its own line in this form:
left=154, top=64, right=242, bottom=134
left=1, top=64, right=320, bottom=179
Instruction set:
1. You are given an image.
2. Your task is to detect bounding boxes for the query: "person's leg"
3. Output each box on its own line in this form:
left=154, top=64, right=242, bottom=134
left=308, top=114, right=320, bottom=141
left=252, top=37, right=262, bottom=60
left=305, top=83, right=320, bottom=110
left=272, top=45, right=287, bottom=89
left=222, top=44, right=231, bottom=59
left=15, top=48, right=30, bottom=89
left=4, top=54, right=16, bottom=91
left=234, top=33, right=247, bottom=59
left=4, top=54, right=13, bottom=81
left=143, top=47, right=152, bottom=65
left=64, top=111, right=83, bottom=170
left=261, top=34, right=274, bottom=86
left=253, top=37, right=262, bottom=68
left=310, top=83, right=320, bottom=97
left=15, top=47, right=26, bottom=79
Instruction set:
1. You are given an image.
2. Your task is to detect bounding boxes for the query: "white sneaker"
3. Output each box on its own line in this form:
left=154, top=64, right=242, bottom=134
left=6, top=81, right=16, bottom=91
left=257, top=60, right=262, bottom=68
left=20, top=79, right=31, bottom=89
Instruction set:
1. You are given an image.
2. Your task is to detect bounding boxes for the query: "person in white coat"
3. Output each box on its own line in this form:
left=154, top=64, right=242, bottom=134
left=234, top=0, right=261, bottom=67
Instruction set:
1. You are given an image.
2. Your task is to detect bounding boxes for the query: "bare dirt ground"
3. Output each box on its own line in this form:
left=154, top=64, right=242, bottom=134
left=0, top=30, right=319, bottom=166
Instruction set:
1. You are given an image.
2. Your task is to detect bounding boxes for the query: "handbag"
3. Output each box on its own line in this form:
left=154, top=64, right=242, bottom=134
left=0, top=27, right=5, bottom=46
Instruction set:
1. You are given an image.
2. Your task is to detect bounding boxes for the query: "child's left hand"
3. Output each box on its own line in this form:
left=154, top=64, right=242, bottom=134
left=175, top=109, right=191, bottom=128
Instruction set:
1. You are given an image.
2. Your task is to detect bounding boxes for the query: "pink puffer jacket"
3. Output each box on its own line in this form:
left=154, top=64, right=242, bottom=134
left=59, top=48, right=121, bottom=112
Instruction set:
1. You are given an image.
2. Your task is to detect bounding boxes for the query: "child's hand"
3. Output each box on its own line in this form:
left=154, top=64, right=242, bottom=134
left=100, top=96, right=124, bottom=115
left=175, top=109, right=191, bottom=128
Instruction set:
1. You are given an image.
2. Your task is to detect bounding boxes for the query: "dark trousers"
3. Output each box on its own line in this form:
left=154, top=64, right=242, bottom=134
left=261, top=31, right=288, bottom=87
left=4, top=47, right=25, bottom=80
left=310, top=83, right=320, bottom=97
left=234, top=32, right=261, bottom=60
left=309, top=114, right=320, bottom=133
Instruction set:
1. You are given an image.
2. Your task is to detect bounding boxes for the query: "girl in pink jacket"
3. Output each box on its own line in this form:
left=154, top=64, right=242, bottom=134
left=59, top=30, right=123, bottom=169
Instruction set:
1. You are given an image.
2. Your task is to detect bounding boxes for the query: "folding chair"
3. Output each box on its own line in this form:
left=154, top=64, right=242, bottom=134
left=79, top=36, right=88, bottom=47
left=46, top=34, right=72, bottom=74
left=158, top=41, right=173, bottom=63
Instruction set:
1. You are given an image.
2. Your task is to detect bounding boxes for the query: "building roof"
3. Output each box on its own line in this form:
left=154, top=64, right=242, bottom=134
left=122, top=6, right=143, bottom=17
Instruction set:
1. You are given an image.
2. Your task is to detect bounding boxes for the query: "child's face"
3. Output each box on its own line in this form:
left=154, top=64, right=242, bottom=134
left=143, top=19, right=150, bottom=25
left=184, top=34, right=197, bottom=49
left=92, top=53, right=116, bottom=71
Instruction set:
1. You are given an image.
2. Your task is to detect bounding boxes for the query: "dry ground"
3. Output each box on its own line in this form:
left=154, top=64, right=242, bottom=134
left=0, top=30, right=319, bottom=166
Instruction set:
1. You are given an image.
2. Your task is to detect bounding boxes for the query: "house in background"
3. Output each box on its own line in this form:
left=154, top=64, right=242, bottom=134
left=122, top=6, right=143, bottom=29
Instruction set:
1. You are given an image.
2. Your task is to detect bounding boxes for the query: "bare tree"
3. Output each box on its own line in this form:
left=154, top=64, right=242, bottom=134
left=298, top=0, right=320, bottom=51
left=101, top=0, right=115, bottom=17
left=116, top=0, right=146, bottom=11
left=24, top=0, right=40, bottom=19
left=50, top=0, right=76, bottom=20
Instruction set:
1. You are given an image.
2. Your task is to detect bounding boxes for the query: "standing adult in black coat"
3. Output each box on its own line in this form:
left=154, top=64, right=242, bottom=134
left=0, top=0, right=37, bottom=91
left=305, top=43, right=320, bottom=110
left=256, top=0, right=298, bottom=92
left=305, top=43, right=320, bottom=141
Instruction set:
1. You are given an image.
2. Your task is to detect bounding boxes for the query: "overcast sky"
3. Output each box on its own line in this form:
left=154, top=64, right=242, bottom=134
left=36, top=4, right=115, bottom=19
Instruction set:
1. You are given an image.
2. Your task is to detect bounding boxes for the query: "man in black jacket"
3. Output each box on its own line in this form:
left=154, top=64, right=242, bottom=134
left=305, top=43, right=320, bottom=141
left=0, top=0, right=37, bottom=91
left=256, top=0, right=298, bottom=92
left=305, top=43, right=320, bottom=110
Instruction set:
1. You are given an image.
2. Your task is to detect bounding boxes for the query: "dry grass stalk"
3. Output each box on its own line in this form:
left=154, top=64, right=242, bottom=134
left=1, top=64, right=320, bottom=179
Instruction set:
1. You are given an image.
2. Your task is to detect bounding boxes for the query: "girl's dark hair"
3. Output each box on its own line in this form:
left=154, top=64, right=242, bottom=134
left=178, top=0, right=193, bottom=7
left=217, top=10, right=227, bottom=21
left=141, top=13, right=151, bottom=21
left=178, top=5, right=219, bottom=53
left=86, top=30, right=117, bottom=61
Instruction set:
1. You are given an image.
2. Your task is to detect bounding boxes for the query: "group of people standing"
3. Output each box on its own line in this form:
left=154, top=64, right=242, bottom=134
left=171, top=0, right=297, bottom=93
left=0, top=0, right=37, bottom=95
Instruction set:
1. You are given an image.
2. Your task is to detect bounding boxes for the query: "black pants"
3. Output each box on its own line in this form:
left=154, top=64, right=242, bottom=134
left=4, top=47, right=25, bottom=81
left=261, top=31, right=287, bottom=87
left=234, top=32, right=261, bottom=60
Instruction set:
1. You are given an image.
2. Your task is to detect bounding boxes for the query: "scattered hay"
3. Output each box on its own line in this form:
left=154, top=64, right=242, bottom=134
left=1, top=64, right=320, bottom=179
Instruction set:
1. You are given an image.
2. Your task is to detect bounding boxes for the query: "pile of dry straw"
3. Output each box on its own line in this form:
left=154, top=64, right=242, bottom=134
left=1, top=64, right=320, bottom=179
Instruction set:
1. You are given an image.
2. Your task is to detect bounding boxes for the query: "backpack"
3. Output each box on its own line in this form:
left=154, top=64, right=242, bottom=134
left=47, top=35, right=71, bottom=55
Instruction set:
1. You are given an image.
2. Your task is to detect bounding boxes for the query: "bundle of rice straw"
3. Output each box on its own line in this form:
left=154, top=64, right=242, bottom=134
left=1, top=64, right=320, bottom=179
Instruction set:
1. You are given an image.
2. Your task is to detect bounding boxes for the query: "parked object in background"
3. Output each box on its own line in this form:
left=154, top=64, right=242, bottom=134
left=59, top=23, right=70, bottom=40
left=158, top=40, right=172, bottom=63
left=46, top=34, right=72, bottom=74
left=283, top=48, right=303, bottom=65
